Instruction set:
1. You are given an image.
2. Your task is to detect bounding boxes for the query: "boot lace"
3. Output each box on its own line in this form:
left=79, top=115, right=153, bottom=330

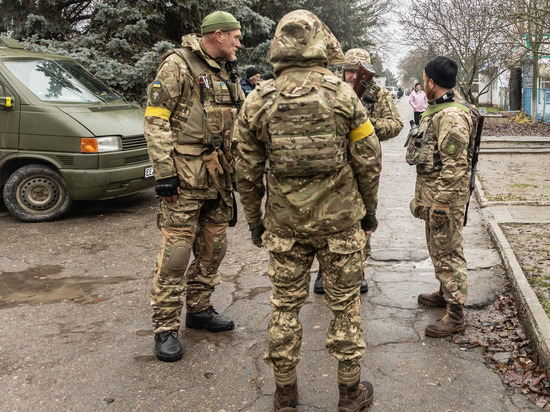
left=441, top=305, right=452, bottom=323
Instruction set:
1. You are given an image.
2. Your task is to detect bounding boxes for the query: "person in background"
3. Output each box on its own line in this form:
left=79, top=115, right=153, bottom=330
left=240, top=66, right=261, bottom=96
left=409, top=82, right=428, bottom=125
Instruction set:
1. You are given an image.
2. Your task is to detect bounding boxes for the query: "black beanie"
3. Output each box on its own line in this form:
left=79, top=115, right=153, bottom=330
left=424, top=56, right=457, bottom=89
left=246, top=66, right=260, bottom=79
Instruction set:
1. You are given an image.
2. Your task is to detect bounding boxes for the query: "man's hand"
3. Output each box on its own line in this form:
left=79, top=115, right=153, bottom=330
left=248, top=219, right=265, bottom=248
left=155, top=176, right=180, bottom=202
left=431, top=202, right=450, bottom=223
left=361, top=211, right=378, bottom=234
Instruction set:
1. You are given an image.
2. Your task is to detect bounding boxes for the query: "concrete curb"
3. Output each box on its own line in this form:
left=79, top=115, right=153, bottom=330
left=486, top=220, right=550, bottom=377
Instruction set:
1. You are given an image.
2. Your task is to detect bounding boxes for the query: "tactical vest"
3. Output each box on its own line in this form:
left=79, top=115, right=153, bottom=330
left=406, top=101, right=478, bottom=174
left=163, top=48, right=239, bottom=153
left=259, top=68, right=348, bottom=177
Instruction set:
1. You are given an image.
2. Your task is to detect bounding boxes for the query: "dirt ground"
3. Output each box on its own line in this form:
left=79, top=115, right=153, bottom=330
left=484, top=116, right=550, bottom=136
left=477, top=153, right=550, bottom=203
left=478, top=116, right=550, bottom=315
left=468, top=115, right=550, bottom=406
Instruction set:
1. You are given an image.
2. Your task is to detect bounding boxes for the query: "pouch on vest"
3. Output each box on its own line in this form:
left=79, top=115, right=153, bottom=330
left=213, top=81, right=233, bottom=104
left=266, top=74, right=346, bottom=177
left=173, top=145, right=210, bottom=189
left=405, top=121, right=439, bottom=174
left=177, top=102, right=205, bottom=145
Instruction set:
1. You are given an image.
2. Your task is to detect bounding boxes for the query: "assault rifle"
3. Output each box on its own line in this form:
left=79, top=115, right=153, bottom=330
left=352, top=61, right=376, bottom=99
left=225, top=58, right=243, bottom=113
left=463, top=112, right=485, bottom=226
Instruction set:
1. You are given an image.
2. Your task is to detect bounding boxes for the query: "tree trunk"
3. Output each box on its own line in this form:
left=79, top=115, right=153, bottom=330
left=532, top=51, right=539, bottom=124
left=509, top=67, right=522, bottom=111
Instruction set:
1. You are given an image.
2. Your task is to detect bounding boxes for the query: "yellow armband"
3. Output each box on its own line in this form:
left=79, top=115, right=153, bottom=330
left=144, top=107, right=171, bottom=121
left=348, top=119, right=374, bottom=143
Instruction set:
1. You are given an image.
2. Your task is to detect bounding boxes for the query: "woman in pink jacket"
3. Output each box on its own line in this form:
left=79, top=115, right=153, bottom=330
left=409, top=82, right=428, bottom=125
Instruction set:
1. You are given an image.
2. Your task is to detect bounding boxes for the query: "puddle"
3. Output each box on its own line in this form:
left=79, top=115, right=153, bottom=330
left=0, top=265, right=131, bottom=308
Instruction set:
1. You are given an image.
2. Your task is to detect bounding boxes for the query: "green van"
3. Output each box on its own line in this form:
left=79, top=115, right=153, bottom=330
left=0, top=38, right=154, bottom=222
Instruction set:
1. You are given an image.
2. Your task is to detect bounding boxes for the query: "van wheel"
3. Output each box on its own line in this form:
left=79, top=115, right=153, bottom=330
left=3, top=164, right=72, bottom=222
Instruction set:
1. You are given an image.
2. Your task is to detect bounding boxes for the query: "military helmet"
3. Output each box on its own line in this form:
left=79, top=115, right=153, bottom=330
left=342, top=48, right=371, bottom=70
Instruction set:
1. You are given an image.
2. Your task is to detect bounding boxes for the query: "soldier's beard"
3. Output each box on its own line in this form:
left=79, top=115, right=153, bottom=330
left=425, top=86, right=436, bottom=101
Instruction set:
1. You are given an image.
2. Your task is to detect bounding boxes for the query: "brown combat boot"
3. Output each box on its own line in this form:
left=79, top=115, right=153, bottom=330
left=425, top=303, right=465, bottom=338
left=274, top=369, right=298, bottom=412
left=337, top=367, right=374, bottom=412
left=417, top=285, right=446, bottom=307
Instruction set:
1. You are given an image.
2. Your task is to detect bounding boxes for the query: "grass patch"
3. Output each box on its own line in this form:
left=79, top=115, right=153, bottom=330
left=486, top=194, right=529, bottom=202
left=511, top=183, right=539, bottom=189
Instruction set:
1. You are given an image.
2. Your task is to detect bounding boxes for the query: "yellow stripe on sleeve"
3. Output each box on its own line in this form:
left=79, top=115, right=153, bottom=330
left=348, top=119, right=374, bottom=143
left=144, top=107, right=172, bottom=120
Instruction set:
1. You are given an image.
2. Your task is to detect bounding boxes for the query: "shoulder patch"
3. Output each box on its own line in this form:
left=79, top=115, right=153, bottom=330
left=442, top=136, right=464, bottom=157
left=149, top=81, right=163, bottom=104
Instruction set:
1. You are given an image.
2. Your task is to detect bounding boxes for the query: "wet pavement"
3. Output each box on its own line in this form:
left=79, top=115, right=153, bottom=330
left=0, top=98, right=544, bottom=411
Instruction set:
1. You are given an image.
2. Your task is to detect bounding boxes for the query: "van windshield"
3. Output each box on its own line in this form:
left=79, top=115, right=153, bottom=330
left=4, top=60, right=121, bottom=103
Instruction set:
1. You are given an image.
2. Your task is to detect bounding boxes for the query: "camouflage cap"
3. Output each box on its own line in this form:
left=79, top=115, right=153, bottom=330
left=268, top=9, right=345, bottom=74
left=201, top=11, right=241, bottom=34
left=343, top=48, right=371, bottom=70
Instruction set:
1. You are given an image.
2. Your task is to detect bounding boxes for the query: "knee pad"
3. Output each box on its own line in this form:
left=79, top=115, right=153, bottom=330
left=166, top=243, right=191, bottom=272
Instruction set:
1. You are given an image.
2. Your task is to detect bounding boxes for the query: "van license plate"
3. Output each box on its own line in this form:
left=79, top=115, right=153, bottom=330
left=144, top=167, right=154, bottom=179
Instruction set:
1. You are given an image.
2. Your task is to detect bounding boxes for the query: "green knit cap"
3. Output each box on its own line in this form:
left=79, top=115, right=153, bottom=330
left=201, top=11, right=241, bottom=34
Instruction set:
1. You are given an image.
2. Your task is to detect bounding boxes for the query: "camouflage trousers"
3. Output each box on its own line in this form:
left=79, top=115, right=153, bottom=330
left=262, top=225, right=367, bottom=374
left=150, top=195, right=232, bottom=333
left=423, top=206, right=468, bottom=305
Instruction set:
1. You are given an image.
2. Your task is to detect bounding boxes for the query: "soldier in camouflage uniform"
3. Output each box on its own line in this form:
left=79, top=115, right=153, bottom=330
left=314, top=48, right=403, bottom=295
left=233, top=10, right=381, bottom=412
left=144, top=11, right=244, bottom=362
left=405, top=56, right=476, bottom=338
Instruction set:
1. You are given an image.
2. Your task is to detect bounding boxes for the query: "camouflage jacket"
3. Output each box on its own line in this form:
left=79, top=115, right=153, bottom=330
left=233, top=68, right=381, bottom=238
left=144, top=33, right=244, bottom=200
left=409, top=102, right=475, bottom=207
left=364, top=86, right=403, bottom=142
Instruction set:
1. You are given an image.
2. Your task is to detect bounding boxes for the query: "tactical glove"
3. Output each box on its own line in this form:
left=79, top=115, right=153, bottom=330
left=361, top=211, right=378, bottom=233
left=248, top=219, right=265, bottom=248
left=431, top=202, right=450, bottom=223
left=155, top=176, right=180, bottom=198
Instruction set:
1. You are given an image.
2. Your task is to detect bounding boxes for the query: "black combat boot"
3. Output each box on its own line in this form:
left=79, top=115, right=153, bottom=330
left=185, top=307, right=234, bottom=332
left=425, top=303, right=465, bottom=338
left=313, top=268, right=325, bottom=294
left=154, top=330, right=183, bottom=362
left=274, top=369, right=298, bottom=412
left=417, top=285, right=446, bottom=307
left=337, top=367, right=374, bottom=412
left=360, top=279, right=368, bottom=294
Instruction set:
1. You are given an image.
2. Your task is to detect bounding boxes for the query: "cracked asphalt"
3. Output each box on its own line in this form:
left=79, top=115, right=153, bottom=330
left=0, top=98, right=540, bottom=411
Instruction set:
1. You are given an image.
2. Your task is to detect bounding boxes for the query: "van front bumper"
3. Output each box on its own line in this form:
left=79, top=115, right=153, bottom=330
left=61, top=163, right=155, bottom=200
